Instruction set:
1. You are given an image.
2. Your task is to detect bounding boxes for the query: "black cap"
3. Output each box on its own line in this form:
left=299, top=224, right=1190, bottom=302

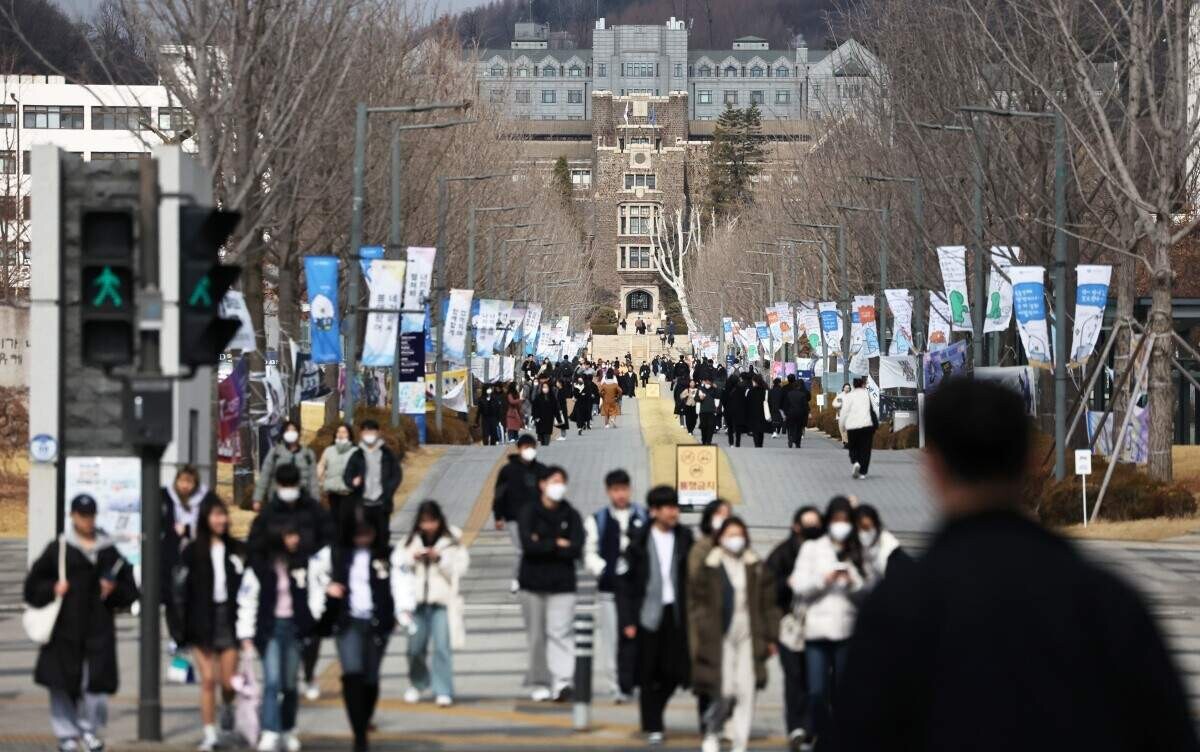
left=70, top=494, right=98, bottom=515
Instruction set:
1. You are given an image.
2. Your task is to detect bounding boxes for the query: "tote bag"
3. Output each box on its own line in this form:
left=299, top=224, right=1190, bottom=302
left=447, top=572, right=467, bottom=651
left=23, top=536, right=65, bottom=645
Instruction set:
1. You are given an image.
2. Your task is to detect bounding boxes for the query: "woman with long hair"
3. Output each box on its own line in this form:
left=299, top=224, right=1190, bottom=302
left=504, top=383, right=525, bottom=443
left=598, top=369, right=623, bottom=429
left=317, top=424, right=360, bottom=534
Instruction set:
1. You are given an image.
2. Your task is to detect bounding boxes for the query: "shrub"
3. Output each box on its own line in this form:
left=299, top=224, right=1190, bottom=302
left=310, top=406, right=414, bottom=462
left=1035, top=455, right=1197, bottom=525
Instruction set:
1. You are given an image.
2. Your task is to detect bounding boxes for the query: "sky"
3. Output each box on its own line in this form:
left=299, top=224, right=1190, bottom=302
left=53, top=0, right=490, bottom=20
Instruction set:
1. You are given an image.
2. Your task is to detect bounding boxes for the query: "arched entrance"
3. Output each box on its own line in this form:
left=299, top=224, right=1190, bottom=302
left=626, top=289, right=653, bottom=313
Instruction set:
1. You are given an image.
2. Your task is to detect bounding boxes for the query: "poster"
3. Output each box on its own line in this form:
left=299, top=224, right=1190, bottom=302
left=474, top=299, right=501, bottom=356
left=359, top=244, right=385, bottom=279
left=304, top=256, right=341, bottom=364
left=1010, top=265, right=1052, bottom=368
left=0, top=307, right=29, bottom=387
left=928, top=292, right=952, bottom=352
left=776, top=303, right=795, bottom=345
left=1071, top=264, right=1112, bottom=365
left=754, top=321, right=771, bottom=355
left=766, top=308, right=783, bottom=354
left=796, top=301, right=822, bottom=353
left=522, top=304, right=544, bottom=355
left=217, top=356, right=248, bottom=463
left=922, top=338, right=970, bottom=391
left=854, top=295, right=880, bottom=359
left=443, top=289, right=474, bottom=363
left=984, top=246, right=1020, bottom=334
left=1087, top=405, right=1150, bottom=464
left=396, top=379, right=426, bottom=414
left=937, top=246, right=973, bottom=332
left=884, top=289, right=913, bottom=356
left=722, top=317, right=734, bottom=344
left=879, top=355, right=919, bottom=390
left=403, top=247, right=436, bottom=313
left=976, top=366, right=1038, bottom=416
left=508, top=304, right=528, bottom=345
left=818, top=302, right=843, bottom=352
left=219, top=291, right=257, bottom=353
left=493, top=301, right=515, bottom=353
left=676, top=445, right=718, bottom=509
left=362, top=259, right=406, bottom=367
left=64, top=457, right=142, bottom=578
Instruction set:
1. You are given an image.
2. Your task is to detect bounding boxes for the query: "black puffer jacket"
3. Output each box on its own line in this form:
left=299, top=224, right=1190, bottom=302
left=493, top=456, right=546, bottom=522
left=247, top=492, right=334, bottom=560
left=517, top=499, right=584, bottom=593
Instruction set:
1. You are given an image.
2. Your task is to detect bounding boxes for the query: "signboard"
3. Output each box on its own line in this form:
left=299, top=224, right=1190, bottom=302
left=64, top=456, right=142, bottom=580
left=0, top=306, right=30, bottom=387
left=676, top=445, right=718, bottom=509
left=1074, top=449, right=1092, bottom=476
left=644, top=381, right=661, bottom=398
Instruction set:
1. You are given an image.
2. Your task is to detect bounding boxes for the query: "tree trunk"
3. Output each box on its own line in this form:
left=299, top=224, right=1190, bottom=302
left=1146, top=224, right=1174, bottom=481
left=1111, top=232, right=1136, bottom=432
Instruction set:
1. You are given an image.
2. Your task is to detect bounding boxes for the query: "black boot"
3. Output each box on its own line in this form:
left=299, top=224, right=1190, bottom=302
left=342, top=674, right=369, bottom=751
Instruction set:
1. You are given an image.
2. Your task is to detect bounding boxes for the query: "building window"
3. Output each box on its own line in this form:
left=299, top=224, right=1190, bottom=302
left=157, top=107, right=190, bottom=131
left=542, top=65, right=556, bottom=77
left=699, top=65, right=712, bottom=77
left=568, top=65, right=582, bottom=77
left=571, top=168, right=592, bottom=187
left=92, top=106, right=151, bottom=131
left=0, top=105, right=14, bottom=128
left=623, top=62, right=655, bottom=77
left=674, top=63, right=683, bottom=77
left=698, top=90, right=712, bottom=104
left=776, top=89, right=791, bottom=104
left=515, top=90, right=531, bottom=103
left=568, top=115, right=584, bottom=120
left=0, top=196, right=15, bottom=220
left=90, top=152, right=150, bottom=165
left=623, top=173, right=657, bottom=190
left=619, top=245, right=654, bottom=270
left=750, top=90, right=765, bottom=105
left=619, top=204, right=657, bottom=236
left=567, top=89, right=583, bottom=104
left=724, top=65, right=738, bottom=77
left=776, top=66, right=790, bottom=77
left=517, top=67, right=529, bottom=77
left=813, top=84, right=823, bottom=99
left=598, top=63, right=607, bottom=76
left=838, top=82, right=864, bottom=99
left=541, top=90, right=556, bottom=103
left=23, top=105, right=84, bottom=129
left=490, top=89, right=505, bottom=102
left=490, top=64, right=505, bottom=77
left=22, top=195, right=29, bottom=219
left=0, top=151, right=14, bottom=175
left=628, top=136, right=651, bottom=146
left=724, top=90, right=739, bottom=105
left=750, top=65, right=764, bottom=78
left=21, top=150, right=29, bottom=175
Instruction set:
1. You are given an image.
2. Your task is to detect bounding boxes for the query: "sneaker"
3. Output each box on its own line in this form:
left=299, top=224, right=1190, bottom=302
left=404, top=687, right=421, bottom=704
left=556, top=435, right=566, bottom=441
left=851, top=461, right=861, bottom=479
left=281, top=731, right=302, bottom=752
left=647, top=732, right=665, bottom=747
left=530, top=686, right=553, bottom=702
left=81, top=734, right=104, bottom=752
left=198, top=725, right=219, bottom=751
left=553, top=686, right=573, bottom=703
left=303, top=682, right=320, bottom=701
left=57, top=740, right=79, bottom=752
left=701, top=734, right=720, bottom=752
left=613, top=691, right=632, bottom=704
left=509, top=579, right=520, bottom=595
left=435, top=695, right=453, bottom=707
left=789, top=728, right=808, bottom=752
left=256, top=731, right=279, bottom=752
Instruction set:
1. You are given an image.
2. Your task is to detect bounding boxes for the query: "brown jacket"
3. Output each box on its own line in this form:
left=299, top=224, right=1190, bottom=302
left=599, top=382, right=623, bottom=417
left=687, top=545, right=781, bottom=697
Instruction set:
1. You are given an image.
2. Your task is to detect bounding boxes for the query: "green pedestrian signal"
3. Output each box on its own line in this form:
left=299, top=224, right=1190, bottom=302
left=91, top=266, right=125, bottom=308
left=187, top=275, right=212, bottom=307
left=80, top=210, right=136, bottom=368
left=178, top=207, right=242, bottom=366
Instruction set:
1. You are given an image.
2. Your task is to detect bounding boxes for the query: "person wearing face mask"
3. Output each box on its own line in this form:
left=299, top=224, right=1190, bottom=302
left=343, top=419, right=403, bottom=545
left=493, top=435, right=546, bottom=594
left=317, top=425, right=361, bottom=536
left=531, top=381, right=559, bottom=446
left=690, top=518, right=780, bottom=752
left=516, top=466, right=584, bottom=702
left=767, top=507, right=824, bottom=751
left=853, top=504, right=909, bottom=587
left=639, top=361, right=651, bottom=388
left=570, top=377, right=592, bottom=436
left=599, top=369, right=624, bottom=429
left=553, top=378, right=571, bottom=441
left=838, top=377, right=877, bottom=480
left=783, top=374, right=811, bottom=450
left=788, top=496, right=864, bottom=748
left=696, top=378, right=719, bottom=445
left=685, top=499, right=732, bottom=730
left=478, top=385, right=504, bottom=446
left=254, top=421, right=319, bottom=512
left=832, top=383, right=852, bottom=448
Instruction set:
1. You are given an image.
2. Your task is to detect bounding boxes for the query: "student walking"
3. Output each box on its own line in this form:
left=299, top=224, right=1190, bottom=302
left=162, top=465, right=220, bottom=645
left=744, top=374, right=768, bottom=448
left=478, top=385, right=504, bottom=445
left=690, top=517, right=780, bottom=752
left=25, top=495, right=139, bottom=752
left=686, top=499, right=732, bottom=732
left=583, top=470, right=647, bottom=702
left=831, top=384, right=851, bottom=447
left=400, top=501, right=469, bottom=707
left=317, top=424, right=360, bottom=533
left=504, top=384, right=525, bottom=442
left=783, top=375, right=811, bottom=450
left=570, top=377, right=592, bottom=435
left=169, top=496, right=245, bottom=751
left=854, top=504, right=909, bottom=586
left=343, top=419, right=402, bottom=543
left=838, top=378, right=877, bottom=479
left=253, top=421, right=319, bottom=512
left=696, top=376, right=718, bottom=445
left=678, top=379, right=700, bottom=435
left=517, top=466, right=584, bottom=701
left=616, top=487, right=694, bottom=746
left=531, top=382, right=559, bottom=446
left=599, top=370, right=623, bottom=429
left=768, top=378, right=785, bottom=438
left=493, top=436, right=545, bottom=594
left=554, top=379, right=571, bottom=441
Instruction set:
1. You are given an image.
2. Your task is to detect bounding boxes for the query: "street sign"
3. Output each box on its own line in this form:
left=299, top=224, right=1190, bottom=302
left=1074, top=449, right=1092, bottom=476
left=676, top=444, right=718, bottom=509
left=80, top=210, right=136, bottom=367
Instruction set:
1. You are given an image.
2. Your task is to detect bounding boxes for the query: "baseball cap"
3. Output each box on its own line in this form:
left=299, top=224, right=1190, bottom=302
left=70, top=494, right=98, bottom=515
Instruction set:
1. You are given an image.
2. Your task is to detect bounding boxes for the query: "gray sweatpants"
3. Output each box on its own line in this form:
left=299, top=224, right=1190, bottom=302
left=507, top=522, right=522, bottom=581
left=595, top=592, right=620, bottom=695
left=522, top=591, right=577, bottom=693
left=49, top=664, right=107, bottom=741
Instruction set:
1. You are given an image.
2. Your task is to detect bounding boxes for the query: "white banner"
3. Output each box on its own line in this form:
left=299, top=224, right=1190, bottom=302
left=884, top=289, right=913, bottom=355
left=443, top=288, right=474, bottom=362
left=818, top=302, right=843, bottom=351
left=362, top=259, right=406, bottom=367
left=937, top=245, right=973, bottom=332
left=403, top=246, right=436, bottom=332
left=493, top=301, right=515, bottom=353
left=797, top=301, right=822, bottom=353
left=474, top=298, right=501, bottom=356
left=219, top=290, right=257, bottom=353
left=853, top=295, right=881, bottom=359
left=502, top=356, right=516, bottom=381
left=984, top=246, right=1020, bottom=334
left=522, top=304, right=543, bottom=347
left=879, top=355, right=919, bottom=389
left=507, top=304, right=527, bottom=347
left=928, top=292, right=952, bottom=351
left=1010, top=266, right=1052, bottom=368
left=535, top=322, right=554, bottom=358
left=1071, top=264, right=1112, bottom=365
left=777, top=303, right=795, bottom=345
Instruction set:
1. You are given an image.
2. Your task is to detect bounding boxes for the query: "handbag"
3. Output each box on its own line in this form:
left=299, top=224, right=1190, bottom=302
left=778, top=597, right=807, bottom=652
left=23, top=536, right=65, bottom=645
left=447, top=572, right=466, bottom=651
left=231, top=650, right=261, bottom=745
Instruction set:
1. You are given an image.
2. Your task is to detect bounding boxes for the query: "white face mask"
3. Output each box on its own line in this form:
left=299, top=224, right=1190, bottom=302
left=545, top=482, right=567, bottom=502
left=721, top=536, right=746, bottom=555
left=361, top=433, right=379, bottom=446
left=829, top=521, right=853, bottom=543
left=282, top=430, right=299, bottom=444
left=335, top=438, right=350, bottom=447
left=277, top=487, right=301, bottom=503
left=710, top=514, right=727, bottom=534
left=520, top=447, right=538, bottom=462
left=858, top=529, right=878, bottom=548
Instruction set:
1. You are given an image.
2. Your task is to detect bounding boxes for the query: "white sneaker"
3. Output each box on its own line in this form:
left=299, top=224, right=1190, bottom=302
left=81, top=734, right=104, bottom=752
left=648, top=731, right=665, bottom=746
left=556, top=435, right=566, bottom=441
left=256, top=731, right=279, bottom=752
left=303, top=682, right=320, bottom=701
left=435, top=694, right=453, bottom=707
left=530, top=686, right=553, bottom=702
left=281, top=731, right=301, bottom=752
left=197, top=725, right=219, bottom=751
left=404, top=686, right=421, bottom=704
left=851, top=461, right=861, bottom=479
left=701, top=734, right=720, bottom=752
left=509, top=579, right=520, bottom=595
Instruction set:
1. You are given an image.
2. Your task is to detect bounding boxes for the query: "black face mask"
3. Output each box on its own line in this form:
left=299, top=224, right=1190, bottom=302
left=800, top=526, right=824, bottom=541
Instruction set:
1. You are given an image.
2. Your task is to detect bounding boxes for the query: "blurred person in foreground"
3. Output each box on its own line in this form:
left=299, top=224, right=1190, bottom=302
left=836, top=378, right=1199, bottom=752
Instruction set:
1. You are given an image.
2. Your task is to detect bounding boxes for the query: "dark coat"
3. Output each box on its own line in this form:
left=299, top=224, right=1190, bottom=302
left=617, top=525, right=694, bottom=688
left=555, top=388, right=570, bottom=424
left=672, top=361, right=689, bottom=383
left=784, top=383, right=811, bottom=423
left=531, top=391, right=559, bottom=434
left=478, top=391, right=504, bottom=426
left=744, top=385, right=767, bottom=433
left=838, top=510, right=1200, bottom=752
left=170, top=538, right=246, bottom=648
left=247, top=492, right=335, bottom=560
left=344, top=443, right=402, bottom=507
left=765, top=534, right=804, bottom=612
left=492, top=455, right=545, bottom=522
left=722, top=379, right=745, bottom=430
left=25, top=533, right=139, bottom=696
left=687, top=546, right=779, bottom=696
left=517, top=498, right=584, bottom=593
left=570, top=384, right=592, bottom=425
left=767, top=384, right=785, bottom=421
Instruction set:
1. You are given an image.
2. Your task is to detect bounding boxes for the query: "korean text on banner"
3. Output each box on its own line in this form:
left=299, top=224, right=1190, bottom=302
left=766, top=308, right=783, bottom=354
left=928, top=292, right=952, bottom=352
left=362, top=259, right=406, bottom=367
left=676, top=445, right=719, bottom=508
left=884, top=289, right=913, bottom=355
left=937, top=246, right=973, bottom=332
left=1010, top=266, right=1053, bottom=368
left=818, top=302, right=843, bottom=349
left=777, top=303, right=795, bottom=345
left=474, top=299, right=500, bottom=356
left=754, top=321, right=771, bottom=352
left=854, top=295, right=881, bottom=358
left=1071, top=264, right=1112, bottom=365
left=508, top=304, right=527, bottom=345
left=984, top=246, right=1020, bottom=334
left=493, top=301, right=514, bottom=353
left=443, top=289, right=474, bottom=363
left=304, top=256, right=342, bottom=364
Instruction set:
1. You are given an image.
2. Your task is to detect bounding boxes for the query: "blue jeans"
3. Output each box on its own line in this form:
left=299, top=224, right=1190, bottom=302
left=805, top=639, right=849, bottom=742
left=261, top=618, right=301, bottom=733
left=337, top=618, right=388, bottom=684
left=407, top=604, right=453, bottom=697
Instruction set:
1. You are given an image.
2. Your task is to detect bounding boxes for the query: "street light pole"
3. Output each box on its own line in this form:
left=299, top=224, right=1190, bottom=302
left=794, top=221, right=848, bottom=371
left=856, top=174, right=925, bottom=350
left=834, top=204, right=890, bottom=353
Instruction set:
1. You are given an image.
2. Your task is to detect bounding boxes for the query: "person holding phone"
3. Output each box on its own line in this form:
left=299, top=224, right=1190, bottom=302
left=788, top=496, right=864, bottom=748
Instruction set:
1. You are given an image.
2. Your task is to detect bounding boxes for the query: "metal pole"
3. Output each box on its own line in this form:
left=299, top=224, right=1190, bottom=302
left=879, top=207, right=889, bottom=352
left=345, top=102, right=368, bottom=425
left=389, top=130, right=403, bottom=428
left=913, top=181, right=926, bottom=351
left=434, top=177, right=448, bottom=434
left=838, top=223, right=849, bottom=368
left=1053, top=112, right=1068, bottom=480
left=467, top=206, right=477, bottom=290
left=970, top=115, right=985, bottom=367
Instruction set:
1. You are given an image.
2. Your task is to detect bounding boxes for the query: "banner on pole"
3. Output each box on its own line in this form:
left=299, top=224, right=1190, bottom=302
left=765, top=308, right=783, bottom=354
left=853, top=295, right=880, bottom=359
left=359, top=245, right=385, bottom=280
left=797, top=301, right=822, bottom=354
left=396, top=380, right=426, bottom=414
left=218, top=356, right=248, bottom=463
left=493, top=301, right=515, bottom=353
left=937, top=246, right=973, bottom=332
left=976, top=366, right=1038, bottom=416
left=984, top=246, right=1020, bottom=334
left=304, top=256, right=341, bottom=364
left=1070, top=264, right=1112, bottom=365
left=220, top=291, right=257, bottom=353
left=443, top=289, right=474, bottom=363
left=884, top=289, right=913, bottom=356
left=362, top=259, right=406, bottom=367
left=922, top=338, right=970, bottom=391
left=474, top=299, right=500, bottom=357
left=928, top=292, right=952, bottom=351
left=879, top=355, right=919, bottom=390
left=508, top=304, right=527, bottom=345
left=818, top=302, right=843, bottom=350
left=722, top=317, right=734, bottom=344
left=776, top=303, right=795, bottom=345
left=1010, top=265, right=1052, bottom=368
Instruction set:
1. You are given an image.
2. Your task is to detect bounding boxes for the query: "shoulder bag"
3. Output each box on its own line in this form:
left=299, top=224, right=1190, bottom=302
left=23, top=536, right=65, bottom=645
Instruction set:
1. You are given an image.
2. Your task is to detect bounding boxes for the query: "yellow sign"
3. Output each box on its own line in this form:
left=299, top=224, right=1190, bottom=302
left=644, top=381, right=661, bottom=398
left=676, top=444, right=718, bottom=508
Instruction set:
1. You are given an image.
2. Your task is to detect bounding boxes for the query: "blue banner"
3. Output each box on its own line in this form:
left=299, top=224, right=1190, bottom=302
left=359, top=245, right=385, bottom=281
left=304, top=256, right=341, bottom=364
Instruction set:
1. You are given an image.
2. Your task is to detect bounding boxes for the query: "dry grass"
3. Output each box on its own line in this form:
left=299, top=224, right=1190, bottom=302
left=1174, top=445, right=1200, bottom=496
left=1060, top=515, right=1200, bottom=542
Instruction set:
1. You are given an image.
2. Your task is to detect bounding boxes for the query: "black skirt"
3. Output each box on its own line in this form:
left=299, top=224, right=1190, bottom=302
left=206, top=601, right=236, bottom=651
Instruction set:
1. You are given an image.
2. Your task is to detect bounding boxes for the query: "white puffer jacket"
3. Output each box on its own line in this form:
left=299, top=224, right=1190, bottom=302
left=838, top=388, right=875, bottom=432
left=399, top=525, right=470, bottom=607
left=861, top=529, right=902, bottom=585
left=788, top=536, right=863, bottom=642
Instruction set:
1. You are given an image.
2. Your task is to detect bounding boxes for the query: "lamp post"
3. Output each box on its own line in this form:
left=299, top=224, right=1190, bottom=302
left=695, top=289, right=722, bottom=363
left=794, top=221, right=848, bottom=368
left=856, top=174, right=925, bottom=349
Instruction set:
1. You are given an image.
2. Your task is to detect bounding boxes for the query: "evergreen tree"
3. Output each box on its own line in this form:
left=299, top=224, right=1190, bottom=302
left=552, top=156, right=574, bottom=207
left=706, top=104, right=765, bottom=217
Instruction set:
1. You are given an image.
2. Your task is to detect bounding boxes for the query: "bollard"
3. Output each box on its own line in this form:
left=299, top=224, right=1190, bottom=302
left=572, top=607, right=595, bottom=731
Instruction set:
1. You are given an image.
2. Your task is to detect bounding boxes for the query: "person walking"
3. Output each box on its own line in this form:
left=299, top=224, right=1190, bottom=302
left=599, top=370, right=623, bottom=429
left=831, top=384, right=851, bottom=448
left=838, top=378, right=877, bottom=480
left=783, top=376, right=811, bottom=450
left=478, top=385, right=504, bottom=445
left=837, top=378, right=1200, bottom=752
left=554, top=378, right=571, bottom=441
left=722, top=374, right=744, bottom=447
left=162, top=465, right=220, bottom=646
left=788, top=496, right=864, bottom=749
left=639, top=361, right=651, bottom=388
left=493, top=435, right=545, bottom=594
left=690, top=517, right=780, bottom=752
left=570, top=377, right=592, bottom=436
left=583, top=376, right=601, bottom=430
left=531, top=382, right=559, bottom=446
left=583, top=470, right=648, bottom=703
left=744, top=374, right=768, bottom=449
left=399, top=501, right=469, bottom=707
left=686, top=499, right=732, bottom=731
left=25, top=495, right=139, bottom=752
left=768, top=378, right=785, bottom=438
left=504, top=384, right=525, bottom=443
left=666, top=320, right=676, bottom=348
left=697, top=375, right=718, bottom=446
left=766, top=506, right=824, bottom=751
left=169, top=496, right=245, bottom=751
left=343, top=419, right=402, bottom=543
left=679, top=379, right=700, bottom=435
left=253, top=421, right=319, bottom=512
left=317, top=424, right=360, bottom=534
left=517, top=466, right=584, bottom=702
left=853, top=504, right=909, bottom=586
left=616, top=486, right=694, bottom=746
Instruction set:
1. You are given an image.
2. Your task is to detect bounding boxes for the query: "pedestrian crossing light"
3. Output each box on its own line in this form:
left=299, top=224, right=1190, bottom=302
left=80, top=210, right=136, bottom=368
left=178, top=206, right=242, bottom=366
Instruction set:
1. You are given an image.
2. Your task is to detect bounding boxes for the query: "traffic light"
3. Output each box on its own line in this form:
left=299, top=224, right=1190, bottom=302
left=80, top=209, right=137, bottom=368
left=178, top=206, right=241, bottom=366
